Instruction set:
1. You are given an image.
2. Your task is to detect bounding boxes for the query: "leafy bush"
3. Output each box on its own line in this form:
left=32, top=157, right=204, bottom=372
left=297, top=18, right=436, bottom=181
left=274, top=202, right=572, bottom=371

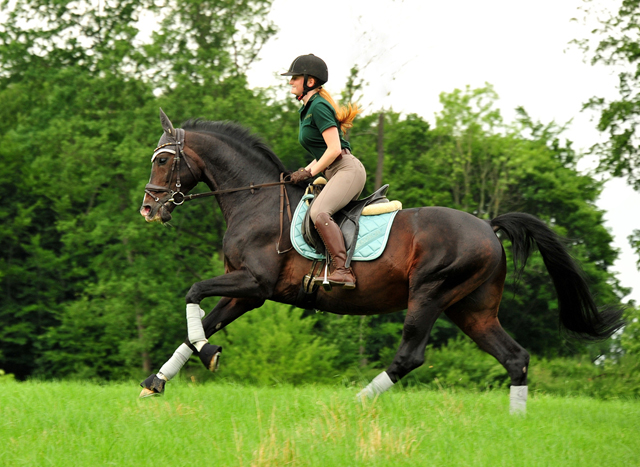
left=210, top=302, right=339, bottom=385
left=620, top=305, right=640, bottom=355
left=0, top=369, right=15, bottom=383
left=529, top=354, right=640, bottom=400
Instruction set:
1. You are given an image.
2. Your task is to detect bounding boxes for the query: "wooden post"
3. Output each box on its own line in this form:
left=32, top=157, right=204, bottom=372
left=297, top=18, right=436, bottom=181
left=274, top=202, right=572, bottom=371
left=375, top=112, right=384, bottom=187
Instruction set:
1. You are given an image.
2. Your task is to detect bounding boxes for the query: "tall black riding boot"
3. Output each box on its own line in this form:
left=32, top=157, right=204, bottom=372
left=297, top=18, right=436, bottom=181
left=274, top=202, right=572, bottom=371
left=314, top=212, right=356, bottom=289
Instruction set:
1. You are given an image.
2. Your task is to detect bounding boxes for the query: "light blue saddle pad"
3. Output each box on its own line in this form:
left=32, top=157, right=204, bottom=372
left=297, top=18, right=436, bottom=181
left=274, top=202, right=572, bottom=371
left=290, top=194, right=399, bottom=261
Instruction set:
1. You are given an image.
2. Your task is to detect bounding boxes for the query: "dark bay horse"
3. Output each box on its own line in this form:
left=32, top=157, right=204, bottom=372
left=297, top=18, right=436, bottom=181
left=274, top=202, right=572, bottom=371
left=139, top=110, right=624, bottom=412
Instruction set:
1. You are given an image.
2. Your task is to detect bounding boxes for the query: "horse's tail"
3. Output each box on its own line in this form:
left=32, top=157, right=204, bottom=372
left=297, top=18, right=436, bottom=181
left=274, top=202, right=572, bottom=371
left=490, top=212, right=625, bottom=341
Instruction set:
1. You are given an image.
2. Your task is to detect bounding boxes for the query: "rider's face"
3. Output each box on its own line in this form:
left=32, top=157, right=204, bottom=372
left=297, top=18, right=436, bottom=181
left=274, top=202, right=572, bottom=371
left=289, top=75, right=304, bottom=97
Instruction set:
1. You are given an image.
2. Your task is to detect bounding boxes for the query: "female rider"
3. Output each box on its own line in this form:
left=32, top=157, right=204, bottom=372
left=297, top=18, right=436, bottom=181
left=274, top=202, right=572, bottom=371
left=283, top=54, right=366, bottom=289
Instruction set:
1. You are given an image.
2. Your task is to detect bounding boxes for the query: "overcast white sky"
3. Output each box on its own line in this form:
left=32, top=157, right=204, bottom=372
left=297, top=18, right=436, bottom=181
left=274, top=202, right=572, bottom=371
left=246, top=0, right=640, bottom=304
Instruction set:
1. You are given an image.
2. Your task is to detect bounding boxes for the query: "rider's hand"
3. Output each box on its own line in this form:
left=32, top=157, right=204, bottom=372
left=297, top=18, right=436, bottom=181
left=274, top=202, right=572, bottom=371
left=289, top=168, right=313, bottom=184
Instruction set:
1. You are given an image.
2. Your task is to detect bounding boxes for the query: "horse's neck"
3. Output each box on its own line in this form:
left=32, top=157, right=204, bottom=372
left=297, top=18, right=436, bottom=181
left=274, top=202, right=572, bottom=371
left=189, top=133, right=274, bottom=186
left=195, top=137, right=292, bottom=223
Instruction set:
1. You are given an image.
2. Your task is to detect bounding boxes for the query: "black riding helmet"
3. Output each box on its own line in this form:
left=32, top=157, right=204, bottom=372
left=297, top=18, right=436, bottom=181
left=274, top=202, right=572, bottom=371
left=281, top=54, right=328, bottom=99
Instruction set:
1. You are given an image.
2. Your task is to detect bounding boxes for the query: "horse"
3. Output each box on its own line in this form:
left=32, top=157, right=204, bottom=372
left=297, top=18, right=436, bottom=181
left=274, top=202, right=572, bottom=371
left=138, top=109, right=624, bottom=413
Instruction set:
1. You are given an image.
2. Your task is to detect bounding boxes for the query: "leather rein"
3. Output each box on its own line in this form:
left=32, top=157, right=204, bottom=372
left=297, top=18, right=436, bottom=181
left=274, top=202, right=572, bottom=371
left=144, top=129, right=294, bottom=253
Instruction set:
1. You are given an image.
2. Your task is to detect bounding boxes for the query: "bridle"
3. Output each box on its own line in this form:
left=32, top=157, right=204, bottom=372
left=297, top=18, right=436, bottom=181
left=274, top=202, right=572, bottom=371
left=144, top=128, right=295, bottom=253
left=144, top=128, right=196, bottom=206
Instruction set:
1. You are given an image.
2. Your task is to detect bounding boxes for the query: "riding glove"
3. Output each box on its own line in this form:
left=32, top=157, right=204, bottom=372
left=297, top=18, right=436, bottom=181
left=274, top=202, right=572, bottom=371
left=289, top=168, right=313, bottom=184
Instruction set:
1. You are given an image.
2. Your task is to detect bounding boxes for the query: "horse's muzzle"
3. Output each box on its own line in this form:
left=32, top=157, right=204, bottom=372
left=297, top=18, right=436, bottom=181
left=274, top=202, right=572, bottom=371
left=140, top=203, right=172, bottom=223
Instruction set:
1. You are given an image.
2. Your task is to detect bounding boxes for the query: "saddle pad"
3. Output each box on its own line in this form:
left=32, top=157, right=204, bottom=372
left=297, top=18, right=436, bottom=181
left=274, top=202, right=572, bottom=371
left=290, top=194, right=399, bottom=261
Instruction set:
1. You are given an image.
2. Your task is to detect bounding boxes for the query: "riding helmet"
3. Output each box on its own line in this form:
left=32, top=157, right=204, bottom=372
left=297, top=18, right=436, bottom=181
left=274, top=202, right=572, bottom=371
left=281, top=54, right=328, bottom=85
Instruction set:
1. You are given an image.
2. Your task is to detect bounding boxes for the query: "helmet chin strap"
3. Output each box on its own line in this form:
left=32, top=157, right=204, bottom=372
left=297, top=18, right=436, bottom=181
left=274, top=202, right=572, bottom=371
left=297, top=75, right=321, bottom=101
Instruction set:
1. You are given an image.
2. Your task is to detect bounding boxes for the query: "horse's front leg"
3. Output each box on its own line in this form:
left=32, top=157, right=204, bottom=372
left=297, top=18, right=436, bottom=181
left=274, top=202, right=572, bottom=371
left=184, top=270, right=268, bottom=357
left=139, top=270, right=268, bottom=397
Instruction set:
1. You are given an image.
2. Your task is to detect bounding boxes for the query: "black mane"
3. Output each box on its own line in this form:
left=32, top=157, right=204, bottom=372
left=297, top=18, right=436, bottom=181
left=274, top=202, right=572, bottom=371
left=182, top=119, right=287, bottom=173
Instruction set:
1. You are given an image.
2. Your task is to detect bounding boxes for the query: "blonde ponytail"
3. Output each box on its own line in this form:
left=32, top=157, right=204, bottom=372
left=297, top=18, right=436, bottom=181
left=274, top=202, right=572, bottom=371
left=319, top=88, right=362, bottom=135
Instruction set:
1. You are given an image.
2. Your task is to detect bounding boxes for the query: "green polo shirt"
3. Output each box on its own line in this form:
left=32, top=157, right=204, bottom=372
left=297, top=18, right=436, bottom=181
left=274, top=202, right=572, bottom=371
left=298, top=93, right=351, bottom=160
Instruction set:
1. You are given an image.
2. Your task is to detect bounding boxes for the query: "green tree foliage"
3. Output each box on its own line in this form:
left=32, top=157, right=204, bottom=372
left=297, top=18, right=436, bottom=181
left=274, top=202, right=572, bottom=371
left=574, top=2, right=640, bottom=364
left=620, top=232, right=640, bottom=355
left=575, top=0, right=640, bottom=190
left=144, top=0, right=276, bottom=88
left=0, top=0, right=285, bottom=379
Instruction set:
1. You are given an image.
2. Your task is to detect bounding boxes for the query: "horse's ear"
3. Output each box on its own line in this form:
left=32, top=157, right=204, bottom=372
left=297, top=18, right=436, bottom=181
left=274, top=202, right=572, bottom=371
left=159, top=108, right=176, bottom=137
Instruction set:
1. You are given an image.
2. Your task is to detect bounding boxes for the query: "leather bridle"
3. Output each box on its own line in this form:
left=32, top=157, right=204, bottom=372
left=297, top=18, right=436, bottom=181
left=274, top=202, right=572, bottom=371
left=145, top=128, right=198, bottom=206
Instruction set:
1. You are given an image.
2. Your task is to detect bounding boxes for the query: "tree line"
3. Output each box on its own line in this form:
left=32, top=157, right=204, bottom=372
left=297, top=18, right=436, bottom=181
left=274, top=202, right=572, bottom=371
left=0, top=0, right=637, bottom=383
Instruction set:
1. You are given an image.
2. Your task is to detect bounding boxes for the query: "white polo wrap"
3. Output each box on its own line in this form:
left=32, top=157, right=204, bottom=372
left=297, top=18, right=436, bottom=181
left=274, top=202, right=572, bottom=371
left=157, top=343, right=193, bottom=381
left=510, top=385, right=528, bottom=414
left=356, top=371, right=394, bottom=400
left=186, top=303, right=207, bottom=351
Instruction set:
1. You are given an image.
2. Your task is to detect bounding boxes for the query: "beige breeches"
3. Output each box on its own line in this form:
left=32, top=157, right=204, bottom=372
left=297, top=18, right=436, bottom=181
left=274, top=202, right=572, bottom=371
left=309, top=151, right=367, bottom=224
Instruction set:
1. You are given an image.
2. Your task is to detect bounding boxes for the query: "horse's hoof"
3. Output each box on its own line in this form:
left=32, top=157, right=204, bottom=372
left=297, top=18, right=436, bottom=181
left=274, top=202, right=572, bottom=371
left=139, top=374, right=166, bottom=398
left=139, top=387, right=161, bottom=398
left=198, top=343, right=222, bottom=372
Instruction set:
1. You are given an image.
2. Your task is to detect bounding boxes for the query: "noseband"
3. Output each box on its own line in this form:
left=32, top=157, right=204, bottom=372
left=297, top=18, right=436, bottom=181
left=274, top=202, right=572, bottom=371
left=144, top=128, right=198, bottom=206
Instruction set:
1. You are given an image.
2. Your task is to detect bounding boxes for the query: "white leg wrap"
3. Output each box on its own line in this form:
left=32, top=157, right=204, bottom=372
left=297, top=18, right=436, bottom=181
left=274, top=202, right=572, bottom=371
left=157, top=344, right=193, bottom=381
left=510, top=385, right=528, bottom=415
left=356, top=371, right=395, bottom=400
left=186, top=303, right=207, bottom=351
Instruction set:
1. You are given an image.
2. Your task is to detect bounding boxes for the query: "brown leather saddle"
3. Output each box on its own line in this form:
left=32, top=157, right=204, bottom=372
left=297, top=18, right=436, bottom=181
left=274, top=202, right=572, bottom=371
left=301, top=184, right=391, bottom=268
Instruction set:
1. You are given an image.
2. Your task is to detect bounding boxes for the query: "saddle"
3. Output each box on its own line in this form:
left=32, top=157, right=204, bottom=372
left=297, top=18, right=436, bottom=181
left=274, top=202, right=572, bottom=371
left=301, top=183, right=393, bottom=268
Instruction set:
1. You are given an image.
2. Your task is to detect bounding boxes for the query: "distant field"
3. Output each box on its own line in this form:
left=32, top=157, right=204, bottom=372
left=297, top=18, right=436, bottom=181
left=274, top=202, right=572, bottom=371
left=1, top=380, right=639, bottom=466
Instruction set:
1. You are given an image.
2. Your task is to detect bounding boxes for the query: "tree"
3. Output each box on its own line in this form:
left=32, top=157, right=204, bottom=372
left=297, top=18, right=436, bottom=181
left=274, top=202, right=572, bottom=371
left=0, top=0, right=286, bottom=379
left=575, top=0, right=640, bottom=190
left=0, top=0, right=175, bottom=378
left=142, top=0, right=276, bottom=91
left=347, top=86, right=627, bottom=360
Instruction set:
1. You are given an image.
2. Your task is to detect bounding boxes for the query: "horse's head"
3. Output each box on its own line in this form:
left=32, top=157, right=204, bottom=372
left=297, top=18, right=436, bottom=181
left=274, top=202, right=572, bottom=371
left=140, top=109, right=201, bottom=223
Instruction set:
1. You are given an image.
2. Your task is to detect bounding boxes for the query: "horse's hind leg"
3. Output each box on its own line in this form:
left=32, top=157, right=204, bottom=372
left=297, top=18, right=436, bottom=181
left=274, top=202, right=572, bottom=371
left=445, top=283, right=530, bottom=414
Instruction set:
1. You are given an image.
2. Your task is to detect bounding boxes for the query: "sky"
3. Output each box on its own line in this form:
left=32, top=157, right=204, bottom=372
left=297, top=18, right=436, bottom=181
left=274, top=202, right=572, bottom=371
left=245, top=0, right=640, bottom=304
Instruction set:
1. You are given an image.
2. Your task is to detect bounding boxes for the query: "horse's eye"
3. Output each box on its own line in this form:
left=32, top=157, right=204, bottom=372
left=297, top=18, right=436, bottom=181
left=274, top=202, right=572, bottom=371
left=157, top=157, right=168, bottom=166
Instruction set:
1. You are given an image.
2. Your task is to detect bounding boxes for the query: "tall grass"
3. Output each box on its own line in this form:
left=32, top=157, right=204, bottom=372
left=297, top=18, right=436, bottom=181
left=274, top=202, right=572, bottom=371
left=1, top=380, right=639, bottom=466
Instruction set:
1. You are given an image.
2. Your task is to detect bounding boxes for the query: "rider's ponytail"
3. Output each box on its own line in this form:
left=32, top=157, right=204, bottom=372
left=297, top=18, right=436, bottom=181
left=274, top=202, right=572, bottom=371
left=319, top=88, right=362, bottom=135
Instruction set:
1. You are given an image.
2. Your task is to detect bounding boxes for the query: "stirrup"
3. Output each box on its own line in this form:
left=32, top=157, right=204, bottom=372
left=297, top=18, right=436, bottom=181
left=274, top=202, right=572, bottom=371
left=312, top=261, right=332, bottom=291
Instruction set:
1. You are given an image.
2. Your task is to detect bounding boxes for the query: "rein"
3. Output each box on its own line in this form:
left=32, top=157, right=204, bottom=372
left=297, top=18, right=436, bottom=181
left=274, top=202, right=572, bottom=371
left=176, top=180, right=293, bottom=204
left=145, top=179, right=292, bottom=205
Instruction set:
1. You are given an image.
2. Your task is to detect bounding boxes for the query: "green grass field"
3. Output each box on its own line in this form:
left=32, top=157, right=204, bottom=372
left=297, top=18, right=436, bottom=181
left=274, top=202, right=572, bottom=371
left=1, top=380, right=639, bottom=466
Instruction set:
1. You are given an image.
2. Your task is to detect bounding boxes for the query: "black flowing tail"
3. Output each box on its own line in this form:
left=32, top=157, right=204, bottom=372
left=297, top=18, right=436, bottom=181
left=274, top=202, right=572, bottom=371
left=490, top=212, right=625, bottom=341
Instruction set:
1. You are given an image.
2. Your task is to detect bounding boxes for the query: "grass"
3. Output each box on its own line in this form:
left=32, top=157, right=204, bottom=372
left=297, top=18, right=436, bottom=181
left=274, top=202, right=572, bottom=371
left=1, top=379, right=639, bottom=466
